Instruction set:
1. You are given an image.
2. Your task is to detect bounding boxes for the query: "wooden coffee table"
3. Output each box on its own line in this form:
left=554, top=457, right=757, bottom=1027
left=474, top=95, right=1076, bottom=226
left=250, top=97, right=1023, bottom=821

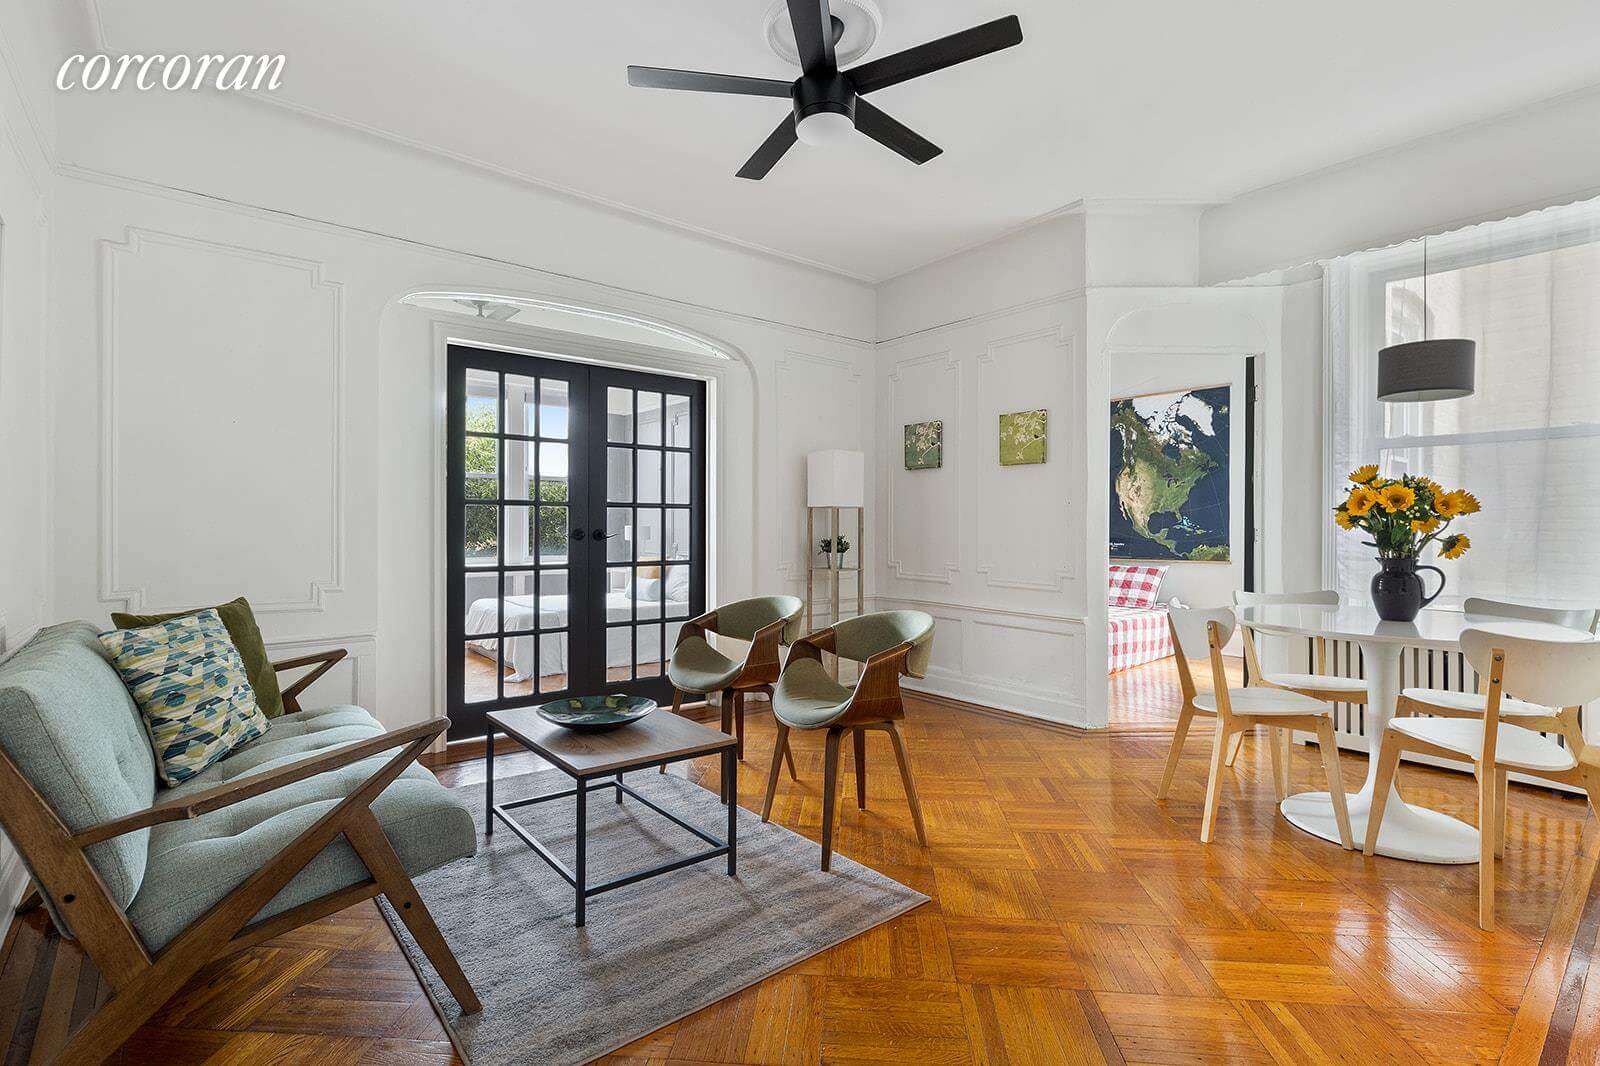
left=484, top=706, right=738, bottom=926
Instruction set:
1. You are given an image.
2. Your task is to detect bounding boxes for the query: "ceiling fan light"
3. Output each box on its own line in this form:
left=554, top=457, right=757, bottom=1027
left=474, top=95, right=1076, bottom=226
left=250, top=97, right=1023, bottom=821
left=796, top=110, right=855, bottom=147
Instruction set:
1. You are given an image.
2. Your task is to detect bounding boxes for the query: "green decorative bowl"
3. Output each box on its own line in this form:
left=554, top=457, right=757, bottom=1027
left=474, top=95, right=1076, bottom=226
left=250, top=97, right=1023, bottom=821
left=536, top=694, right=656, bottom=732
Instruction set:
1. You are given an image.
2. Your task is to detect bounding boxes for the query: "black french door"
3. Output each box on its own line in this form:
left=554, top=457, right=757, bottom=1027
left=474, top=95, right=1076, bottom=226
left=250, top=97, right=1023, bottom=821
left=446, top=345, right=707, bottom=739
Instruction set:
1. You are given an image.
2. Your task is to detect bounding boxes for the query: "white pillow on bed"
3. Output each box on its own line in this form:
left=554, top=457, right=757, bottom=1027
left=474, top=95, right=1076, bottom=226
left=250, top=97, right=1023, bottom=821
left=664, top=565, right=689, bottom=603
left=626, top=576, right=662, bottom=601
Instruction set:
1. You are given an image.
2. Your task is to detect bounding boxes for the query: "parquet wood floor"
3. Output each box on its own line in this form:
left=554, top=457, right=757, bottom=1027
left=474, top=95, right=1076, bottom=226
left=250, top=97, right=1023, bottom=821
left=4, top=691, right=1598, bottom=1064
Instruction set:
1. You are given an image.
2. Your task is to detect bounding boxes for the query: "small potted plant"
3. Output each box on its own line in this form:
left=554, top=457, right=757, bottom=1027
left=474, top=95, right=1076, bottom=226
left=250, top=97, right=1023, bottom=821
left=818, top=535, right=851, bottom=568
left=1333, top=465, right=1477, bottom=621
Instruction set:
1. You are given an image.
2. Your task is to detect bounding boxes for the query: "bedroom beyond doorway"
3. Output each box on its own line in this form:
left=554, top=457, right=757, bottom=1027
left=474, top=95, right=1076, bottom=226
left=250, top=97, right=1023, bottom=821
left=445, top=344, right=708, bottom=739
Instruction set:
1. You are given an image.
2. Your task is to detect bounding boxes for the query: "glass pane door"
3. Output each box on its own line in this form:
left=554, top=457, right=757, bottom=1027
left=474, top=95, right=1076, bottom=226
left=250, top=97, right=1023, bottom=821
left=447, top=346, right=705, bottom=738
left=588, top=368, right=705, bottom=701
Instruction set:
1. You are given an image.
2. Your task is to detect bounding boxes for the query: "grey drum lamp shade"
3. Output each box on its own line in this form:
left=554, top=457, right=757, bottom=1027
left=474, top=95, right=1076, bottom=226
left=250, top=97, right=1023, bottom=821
left=1377, top=338, right=1476, bottom=402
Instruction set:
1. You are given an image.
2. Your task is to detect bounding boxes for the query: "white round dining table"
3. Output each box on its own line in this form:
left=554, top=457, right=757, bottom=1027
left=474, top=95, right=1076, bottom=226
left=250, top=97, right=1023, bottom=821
left=1237, top=603, right=1596, bottom=864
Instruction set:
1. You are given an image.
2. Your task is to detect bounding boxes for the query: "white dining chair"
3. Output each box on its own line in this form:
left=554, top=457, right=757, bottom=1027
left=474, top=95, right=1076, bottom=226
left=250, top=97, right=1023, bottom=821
left=1365, top=629, right=1600, bottom=930
left=1396, top=597, right=1599, bottom=855
left=1233, top=591, right=1370, bottom=791
left=1156, top=606, right=1354, bottom=848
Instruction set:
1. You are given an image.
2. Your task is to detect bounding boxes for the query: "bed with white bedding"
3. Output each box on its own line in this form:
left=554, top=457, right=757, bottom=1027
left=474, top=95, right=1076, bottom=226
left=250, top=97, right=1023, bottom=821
left=465, top=591, right=688, bottom=681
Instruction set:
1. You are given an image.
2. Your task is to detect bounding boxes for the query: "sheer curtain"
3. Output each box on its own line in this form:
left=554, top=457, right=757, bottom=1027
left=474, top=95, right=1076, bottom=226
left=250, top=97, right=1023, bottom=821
left=1326, top=198, right=1600, bottom=611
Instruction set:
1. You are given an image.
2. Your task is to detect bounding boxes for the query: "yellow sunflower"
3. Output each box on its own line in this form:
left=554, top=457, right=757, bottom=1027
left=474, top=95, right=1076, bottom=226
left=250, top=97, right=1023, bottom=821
left=1335, top=509, right=1356, bottom=530
left=1378, top=484, right=1416, bottom=513
left=1434, top=490, right=1482, bottom=518
left=1440, top=534, right=1471, bottom=560
left=1347, top=464, right=1380, bottom=485
left=1346, top=486, right=1380, bottom=517
left=1415, top=477, right=1444, bottom=497
left=1411, top=516, right=1440, bottom=534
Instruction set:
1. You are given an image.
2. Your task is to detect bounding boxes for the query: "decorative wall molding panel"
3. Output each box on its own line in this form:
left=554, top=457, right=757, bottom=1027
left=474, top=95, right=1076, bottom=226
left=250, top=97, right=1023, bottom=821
left=265, top=632, right=377, bottom=710
left=879, top=595, right=1087, bottom=725
left=974, top=327, right=1077, bottom=591
left=773, top=349, right=864, bottom=581
left=886, top=349, right=961, bottom=584
left=99, top=228, right=346, bottom=615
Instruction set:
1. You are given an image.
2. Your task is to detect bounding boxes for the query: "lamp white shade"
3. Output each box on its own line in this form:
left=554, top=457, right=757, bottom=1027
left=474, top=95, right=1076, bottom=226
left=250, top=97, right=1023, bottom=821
left=807, top=450, right=865, bottom=508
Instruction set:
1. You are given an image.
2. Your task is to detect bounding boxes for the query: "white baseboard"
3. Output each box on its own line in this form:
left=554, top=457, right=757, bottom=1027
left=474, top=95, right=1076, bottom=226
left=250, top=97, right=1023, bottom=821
left=0, top=839, right=28, bottom=914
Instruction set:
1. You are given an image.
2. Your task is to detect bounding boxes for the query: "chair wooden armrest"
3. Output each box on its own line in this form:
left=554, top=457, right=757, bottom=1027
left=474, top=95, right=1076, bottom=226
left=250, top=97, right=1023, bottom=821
left=72, top=718, right=449, bottom=848
left=788, top=626, right=836, bottom=665
left=839, top=642, right=914, bottom=725
left=273, top=648, right=349, bottom=713
left=740, top=617, right=790, bottom=681
left=674, top=610, right=718, bottom=651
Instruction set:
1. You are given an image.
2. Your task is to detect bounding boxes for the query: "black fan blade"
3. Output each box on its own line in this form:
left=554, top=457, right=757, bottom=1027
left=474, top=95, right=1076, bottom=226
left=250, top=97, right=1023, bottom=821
left=847, top=15, right=1023, bottom=95
left=627, top=66, right=793, bottom=98
left=737, top=115, right=799, bottom=180
left=853, top=99, right=942, bottom=164
left=787, top=0, right=836, bottom=74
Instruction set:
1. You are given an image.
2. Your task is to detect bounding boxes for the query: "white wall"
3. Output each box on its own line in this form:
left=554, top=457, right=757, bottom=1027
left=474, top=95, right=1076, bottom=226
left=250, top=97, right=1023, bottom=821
left=47, top=89, right=877, bottom=736
left=0, top=0, right=71, bottom=917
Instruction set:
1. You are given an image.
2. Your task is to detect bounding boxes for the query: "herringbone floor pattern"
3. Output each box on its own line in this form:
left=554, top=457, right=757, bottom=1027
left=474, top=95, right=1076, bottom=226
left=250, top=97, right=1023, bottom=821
left=4, top=662, right=1598, bottom=1063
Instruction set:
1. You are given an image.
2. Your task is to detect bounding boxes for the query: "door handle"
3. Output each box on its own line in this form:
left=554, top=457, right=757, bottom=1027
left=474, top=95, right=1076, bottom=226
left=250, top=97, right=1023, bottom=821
left=571, top=528, right=586, bottom=541
left=592, top=529, right=610, bottom=541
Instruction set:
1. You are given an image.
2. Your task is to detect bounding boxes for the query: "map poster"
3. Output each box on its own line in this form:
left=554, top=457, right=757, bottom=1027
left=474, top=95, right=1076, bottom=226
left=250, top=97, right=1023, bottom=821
left=1109, top=384, right=1230, bottom=562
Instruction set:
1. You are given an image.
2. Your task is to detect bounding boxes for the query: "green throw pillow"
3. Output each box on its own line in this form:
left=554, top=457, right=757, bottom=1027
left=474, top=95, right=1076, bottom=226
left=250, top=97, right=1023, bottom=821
left=100, top=609, right=270, bottom=785
left=113, top=596, right=285, bottom=718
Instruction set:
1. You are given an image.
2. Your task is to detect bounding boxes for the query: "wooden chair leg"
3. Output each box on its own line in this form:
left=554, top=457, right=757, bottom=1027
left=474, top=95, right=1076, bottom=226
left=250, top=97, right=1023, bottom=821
left=821, top=728, right=844, bottom=871
left=884, top=721, right=928, bottom=846
left=783, top=734, right=798, bottom=780
left=734, top=691, right=746, bottom=761
left=1364, top=732, right=1403, bottom=856
left=1200, top=724, right=1230, bottom=844
left=762, top=723, right=790, bottom=822
left=1315, top=718, right=1353, bottom=850
left=1494, top=768, right=1509, bottom=859
left=346, top=810, right=481, bottom=1013
left=1156, top=705, right=1195, bottom=801
left=853, top=727, right=867, bottom=809
left=1558, top=707, right=1586, bottom=758
left=1223, top=730, right=1246, bottom=768
left=662, top=689, right=686, bottom=774
left=1266, top=727, right=1288, bottom=804
left=1479, top=759, right=1497, bottom=931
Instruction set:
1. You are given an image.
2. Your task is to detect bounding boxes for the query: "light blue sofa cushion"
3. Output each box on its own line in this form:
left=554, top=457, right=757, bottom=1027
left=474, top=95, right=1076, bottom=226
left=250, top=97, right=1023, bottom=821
left=127, top=705, right=475, bottom=952
left=0, top=623, right=156, bottom=913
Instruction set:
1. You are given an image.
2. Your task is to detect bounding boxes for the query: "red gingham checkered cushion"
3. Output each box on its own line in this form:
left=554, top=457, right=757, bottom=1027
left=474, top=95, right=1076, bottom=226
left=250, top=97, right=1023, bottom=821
left=1108, top=606, right=1173, bottom=672
left=1107, top=564, right=1167, bottom=609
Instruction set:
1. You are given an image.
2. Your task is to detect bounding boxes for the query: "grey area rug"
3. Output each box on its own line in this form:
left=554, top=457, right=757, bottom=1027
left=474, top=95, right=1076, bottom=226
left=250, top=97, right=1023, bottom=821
left=381, top=768, right=928, bottom=1066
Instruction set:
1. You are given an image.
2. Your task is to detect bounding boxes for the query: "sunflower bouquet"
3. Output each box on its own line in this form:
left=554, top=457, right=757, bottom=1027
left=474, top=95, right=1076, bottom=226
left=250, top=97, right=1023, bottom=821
left=1333, top=465, right=1478, bottom=561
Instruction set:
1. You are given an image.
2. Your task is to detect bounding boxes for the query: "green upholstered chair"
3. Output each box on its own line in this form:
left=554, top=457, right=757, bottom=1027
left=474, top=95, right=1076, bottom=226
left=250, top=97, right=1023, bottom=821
left=0, top=623, right=481, bottom=1061
left=761, top=610, right=934, bottom=870
left=665, top=596, right=804, bottom=795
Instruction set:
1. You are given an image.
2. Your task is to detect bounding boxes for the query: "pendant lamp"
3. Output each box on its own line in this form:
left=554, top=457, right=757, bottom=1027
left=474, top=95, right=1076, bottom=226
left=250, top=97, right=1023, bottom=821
left=1377, top=237, right=1476, bottom=402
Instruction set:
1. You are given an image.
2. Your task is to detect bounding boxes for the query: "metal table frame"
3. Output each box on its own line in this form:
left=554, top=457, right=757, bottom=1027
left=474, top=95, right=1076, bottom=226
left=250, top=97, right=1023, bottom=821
left=484, top=738, right=737, bottom=926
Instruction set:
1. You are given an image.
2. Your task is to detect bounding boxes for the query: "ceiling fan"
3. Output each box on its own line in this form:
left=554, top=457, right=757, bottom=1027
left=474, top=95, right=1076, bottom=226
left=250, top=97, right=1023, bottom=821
left=627, top=2, right=1023, bottom=180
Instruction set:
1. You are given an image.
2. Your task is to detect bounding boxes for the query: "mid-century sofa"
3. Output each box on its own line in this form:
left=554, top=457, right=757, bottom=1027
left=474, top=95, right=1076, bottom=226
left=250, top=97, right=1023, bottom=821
left=0, top=622, right=480, bottom=1063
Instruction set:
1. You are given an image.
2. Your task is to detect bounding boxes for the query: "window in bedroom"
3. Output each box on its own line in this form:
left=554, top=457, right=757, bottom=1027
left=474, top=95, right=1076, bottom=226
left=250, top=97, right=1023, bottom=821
left=1327, top=197, right=1600, bottom=609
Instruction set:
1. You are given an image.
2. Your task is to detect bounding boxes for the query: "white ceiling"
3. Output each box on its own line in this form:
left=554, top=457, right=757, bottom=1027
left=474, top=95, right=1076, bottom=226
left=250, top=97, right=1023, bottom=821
left=93, top=0, right=1600, bottom=281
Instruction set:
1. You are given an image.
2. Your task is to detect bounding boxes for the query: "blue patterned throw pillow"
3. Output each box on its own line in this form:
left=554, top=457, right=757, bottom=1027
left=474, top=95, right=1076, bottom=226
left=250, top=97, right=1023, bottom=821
left=100, top=608, right=270, bottom=785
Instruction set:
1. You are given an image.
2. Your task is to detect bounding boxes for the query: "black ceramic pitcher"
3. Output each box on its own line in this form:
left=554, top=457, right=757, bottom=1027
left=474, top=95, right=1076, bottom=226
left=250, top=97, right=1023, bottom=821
left=1370, top=557, right=1445, bottom=621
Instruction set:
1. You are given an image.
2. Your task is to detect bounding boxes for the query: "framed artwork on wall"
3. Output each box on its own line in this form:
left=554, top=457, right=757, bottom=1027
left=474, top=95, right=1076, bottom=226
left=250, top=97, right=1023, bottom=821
left=999, top=409, right=1047, bottom=466
left=903, top=420, right=943, bottom=470
left=1109, top=384, right=1230, bottom=562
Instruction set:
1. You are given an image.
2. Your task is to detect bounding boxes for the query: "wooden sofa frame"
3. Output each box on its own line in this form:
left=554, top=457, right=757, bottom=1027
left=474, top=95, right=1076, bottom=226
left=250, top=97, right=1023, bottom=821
left=0, top=651, right=480, bottom=1064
